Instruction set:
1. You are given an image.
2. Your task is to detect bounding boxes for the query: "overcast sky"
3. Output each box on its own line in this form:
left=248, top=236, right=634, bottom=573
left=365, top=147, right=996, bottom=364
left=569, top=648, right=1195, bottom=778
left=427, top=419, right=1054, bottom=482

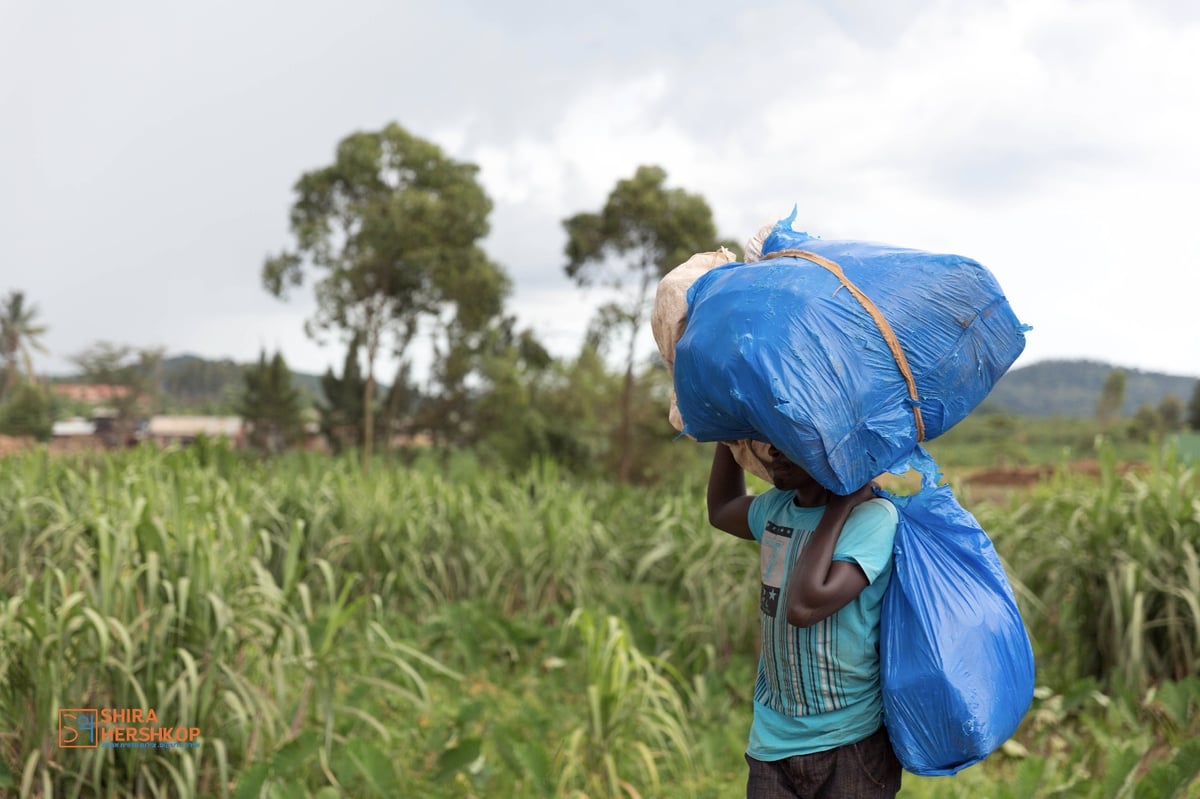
left=3, top=0, right=1199, bottom=382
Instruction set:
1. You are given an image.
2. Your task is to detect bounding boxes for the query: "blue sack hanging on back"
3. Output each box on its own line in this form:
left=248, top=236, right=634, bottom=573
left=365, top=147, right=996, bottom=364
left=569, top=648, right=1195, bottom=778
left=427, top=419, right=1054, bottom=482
left=880, top=449, right=1036, bottom=775
left=673, top=210, right=1030, bottom=494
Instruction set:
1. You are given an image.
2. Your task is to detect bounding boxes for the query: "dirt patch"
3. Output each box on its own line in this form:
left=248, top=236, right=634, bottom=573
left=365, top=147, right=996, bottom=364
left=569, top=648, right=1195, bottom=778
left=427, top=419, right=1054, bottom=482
left=962, top=464, right=1056, bottom=488
left=952, top=459, right=1149, bottom=504
left=0, top=436, right=35, bottom=457
left=962, top=459, right=1145, bottom=488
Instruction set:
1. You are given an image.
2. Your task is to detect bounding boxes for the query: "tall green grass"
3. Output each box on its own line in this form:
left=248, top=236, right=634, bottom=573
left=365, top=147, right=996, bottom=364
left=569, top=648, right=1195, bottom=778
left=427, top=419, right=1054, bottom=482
left=1, top=440, right=1197, bottom=796
left=981, top=442, right=1200, bottom=692
left=0, top=446, right=454, bottom=797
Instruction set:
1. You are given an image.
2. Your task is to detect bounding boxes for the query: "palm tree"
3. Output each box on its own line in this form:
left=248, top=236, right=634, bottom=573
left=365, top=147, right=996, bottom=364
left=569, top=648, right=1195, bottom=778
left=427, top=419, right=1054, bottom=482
left=1, top=290, right=49, bottom=399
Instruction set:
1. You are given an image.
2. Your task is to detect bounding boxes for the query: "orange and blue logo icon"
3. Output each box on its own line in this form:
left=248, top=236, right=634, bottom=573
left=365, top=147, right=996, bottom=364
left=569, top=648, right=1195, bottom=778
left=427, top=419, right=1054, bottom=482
left=58, top=709, right=98, bottom=748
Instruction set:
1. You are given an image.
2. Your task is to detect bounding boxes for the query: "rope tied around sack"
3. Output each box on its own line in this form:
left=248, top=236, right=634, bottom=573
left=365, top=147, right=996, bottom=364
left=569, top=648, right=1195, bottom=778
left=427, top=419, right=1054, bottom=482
left=761, top=248, right=926, bottom=442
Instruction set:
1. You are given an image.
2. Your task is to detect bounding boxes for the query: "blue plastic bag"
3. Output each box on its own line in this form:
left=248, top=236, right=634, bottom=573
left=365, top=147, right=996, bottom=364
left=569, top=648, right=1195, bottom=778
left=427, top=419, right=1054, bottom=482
left=673, top=210, right=1030, bottom=493
left=879, top=449, right=1036, bottom=775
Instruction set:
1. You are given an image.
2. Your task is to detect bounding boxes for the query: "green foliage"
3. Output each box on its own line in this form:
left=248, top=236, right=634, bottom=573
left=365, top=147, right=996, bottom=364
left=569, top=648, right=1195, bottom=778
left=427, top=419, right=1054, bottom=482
left=0, top=380, right=54, bottom=440
left=1188, top=381, right=1200, bottom=431
left=981, top=442, right=1200, bottom=692
left=556, top=609, right=695, bottom=798
left=437, top=317, right=553, bottom=461
left=4, top=444, right=1199, bottom=796
left=530, top=344, right=625, bottom=477
left=562, top=164, right=729, bottom=482
left=1097, top=369, right=1128, bottom=429
left=316, top=335, right=372, bottom=454
left=1173, top=432, right=1200, bottom=464
left=238, top=350, right=305, bottom=454
left=263, top=121, right=510, bottom=462
left=1159, top=393, right=1186, bottom=433
left=70, top=341, right=166, bottom=440
left=0, top=289, right=48, bottom=399
left=161, top=355, right=256, bottom=413
left=1129, top=402, right=1166, bottom=442
left=0, top=445, right=455, bottom=798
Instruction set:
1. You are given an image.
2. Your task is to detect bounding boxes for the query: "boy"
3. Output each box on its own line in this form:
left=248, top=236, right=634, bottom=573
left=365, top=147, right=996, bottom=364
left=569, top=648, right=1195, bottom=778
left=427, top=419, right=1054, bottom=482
left=707, top=442, right=902, bottom=799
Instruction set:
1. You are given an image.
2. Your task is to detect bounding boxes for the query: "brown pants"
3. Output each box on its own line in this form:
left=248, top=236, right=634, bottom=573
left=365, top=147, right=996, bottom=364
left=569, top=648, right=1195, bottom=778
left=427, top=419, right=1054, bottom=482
left=745, top=725, right=902, bottom=799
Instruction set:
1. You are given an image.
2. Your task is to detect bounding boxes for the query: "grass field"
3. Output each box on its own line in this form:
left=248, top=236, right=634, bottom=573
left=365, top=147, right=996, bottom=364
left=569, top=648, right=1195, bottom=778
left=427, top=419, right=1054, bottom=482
left=0, top=435, right=1198, bottom=797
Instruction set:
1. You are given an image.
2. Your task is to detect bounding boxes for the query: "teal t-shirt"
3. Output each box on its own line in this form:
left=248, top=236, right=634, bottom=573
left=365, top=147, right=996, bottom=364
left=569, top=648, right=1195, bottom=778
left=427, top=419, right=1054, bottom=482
left=746, top=490, right=898, bottom=760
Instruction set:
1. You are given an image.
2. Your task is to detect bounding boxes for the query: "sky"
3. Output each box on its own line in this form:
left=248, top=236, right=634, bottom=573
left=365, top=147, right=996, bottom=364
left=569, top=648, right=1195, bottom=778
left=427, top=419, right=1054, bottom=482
left=3, top=0, right=1199, bottom=383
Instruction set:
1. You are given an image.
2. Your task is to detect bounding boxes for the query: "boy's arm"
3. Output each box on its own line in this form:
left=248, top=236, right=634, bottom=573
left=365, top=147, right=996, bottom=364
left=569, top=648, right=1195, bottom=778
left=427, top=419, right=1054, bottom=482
left=707, top=444, right=755, bottom=540
left=784, top=485, right=876, bottom=627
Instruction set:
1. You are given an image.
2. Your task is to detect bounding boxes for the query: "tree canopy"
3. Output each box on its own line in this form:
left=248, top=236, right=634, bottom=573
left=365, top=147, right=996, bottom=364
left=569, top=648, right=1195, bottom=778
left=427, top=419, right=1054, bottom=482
left=1095, top=369, right=1127, bottom=430
left=562, top=165, right=732, bottom=481
left=1, top=290, right=48, bottom=399
left=238, top=350, right=305, bottom=454
left=70, top=341, right=164, bottom=445
left=1188, top=381, right=1200, bottom=431
left=263, top=122, right=511, bottom=461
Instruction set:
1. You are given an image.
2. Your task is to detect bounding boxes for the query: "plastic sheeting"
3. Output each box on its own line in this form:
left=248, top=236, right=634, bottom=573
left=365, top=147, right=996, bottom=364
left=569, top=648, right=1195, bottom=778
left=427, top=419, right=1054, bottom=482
left=651, top=248, right=775, bottom=483
left=673, top=210, right=1030, bottom=494
left=879, top=449, right=1036, bottom=775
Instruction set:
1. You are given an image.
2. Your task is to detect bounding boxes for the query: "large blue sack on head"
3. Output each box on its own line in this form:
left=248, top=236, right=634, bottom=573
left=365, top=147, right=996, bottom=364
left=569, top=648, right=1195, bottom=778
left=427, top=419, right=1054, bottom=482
left=674, top=211, right=1030, bottom=494
left=879, top=449, right=1036, bottom=775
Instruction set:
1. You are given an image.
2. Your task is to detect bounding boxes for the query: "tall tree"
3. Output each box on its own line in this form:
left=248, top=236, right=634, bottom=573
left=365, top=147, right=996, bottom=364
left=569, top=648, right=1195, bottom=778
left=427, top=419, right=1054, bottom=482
left=0, top=290, right=49, bottom=399
left=562, top=165, right=731, bottom=482
left=317, top=334, right=372, bottom=454
left=1095, top=369, right=1127, bottom=431
left=262, top=122, right=509, bottom=464
left=238, top=350, right=305, bottom=454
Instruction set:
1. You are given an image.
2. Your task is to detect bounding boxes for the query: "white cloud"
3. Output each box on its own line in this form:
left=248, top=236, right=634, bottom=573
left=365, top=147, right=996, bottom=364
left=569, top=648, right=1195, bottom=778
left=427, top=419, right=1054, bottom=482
left=3, top=0, right=1199, bottom=384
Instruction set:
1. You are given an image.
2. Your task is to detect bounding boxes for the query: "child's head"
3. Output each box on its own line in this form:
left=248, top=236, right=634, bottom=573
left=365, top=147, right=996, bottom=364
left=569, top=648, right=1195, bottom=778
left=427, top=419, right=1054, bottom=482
left=766, top=444, right=822, bottom=494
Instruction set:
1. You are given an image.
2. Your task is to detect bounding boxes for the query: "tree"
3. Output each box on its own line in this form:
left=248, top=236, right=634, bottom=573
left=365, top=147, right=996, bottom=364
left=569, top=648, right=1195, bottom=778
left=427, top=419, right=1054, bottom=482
left=161, top=356, right=247, bottom=411
left=1095, top=369, right=1127, bottom=431
left=526, top=341, right=623, bottom=478
left=0, top=290, right=48, bottom=399
left=238, top=350, right=304, bottom=454
left=562, top=165, right=732, bottom=482
left=1157, top=393, right=1184, bottom=433
left=317, top=334, right=373, bottom=454
left=263, top=122, right=509, bottom=465
left=1188, top=381, right=1200, bottom=432
left=437, top=316, right=553, bottom=465
left=1128, top=403, right=1163, bottom=443
left=70, top=342, right=163, bottom=446
left=379, top=359, right=420, bottom=450
left=0, top=381, right=54, bottom=441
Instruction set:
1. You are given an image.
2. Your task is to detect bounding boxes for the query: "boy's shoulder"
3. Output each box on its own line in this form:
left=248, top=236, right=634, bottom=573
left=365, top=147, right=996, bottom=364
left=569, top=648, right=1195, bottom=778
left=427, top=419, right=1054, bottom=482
left=856, top=495, right=899, bottom=526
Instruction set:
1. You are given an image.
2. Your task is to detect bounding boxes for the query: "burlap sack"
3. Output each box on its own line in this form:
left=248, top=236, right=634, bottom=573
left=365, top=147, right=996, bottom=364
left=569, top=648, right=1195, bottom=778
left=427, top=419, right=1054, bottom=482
left=651, top=248, right=773, bottom=483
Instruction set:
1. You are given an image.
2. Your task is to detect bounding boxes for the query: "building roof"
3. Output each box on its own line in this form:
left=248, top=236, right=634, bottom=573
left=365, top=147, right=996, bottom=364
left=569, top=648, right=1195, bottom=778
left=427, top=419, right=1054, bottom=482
left=146, top=416, right=243, bottom=437
left=51, top=384, right=133, bottom=403
left=52, top=418, right=97, bottom=436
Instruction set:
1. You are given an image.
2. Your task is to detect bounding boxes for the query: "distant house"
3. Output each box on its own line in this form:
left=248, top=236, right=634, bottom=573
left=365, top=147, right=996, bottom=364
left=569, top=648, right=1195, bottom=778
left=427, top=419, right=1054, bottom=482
left=52, top=417, right=97, bottom=437
left=51, top=384, right=133, bottom=404
left=50, top=417, right=103, bottom=451
left=145, top=416, right=244, bottom=447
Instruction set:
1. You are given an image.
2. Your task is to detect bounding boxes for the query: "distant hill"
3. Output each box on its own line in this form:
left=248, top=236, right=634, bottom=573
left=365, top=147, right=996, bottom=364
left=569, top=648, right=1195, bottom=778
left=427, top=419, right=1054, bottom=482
left=57, top=354, right=1194, bottom=419
left=159, top=354, right=326, bottom=406
left=159, top=354, right=246, bottom=403
left=984, top=359, right=1199, bottom=417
